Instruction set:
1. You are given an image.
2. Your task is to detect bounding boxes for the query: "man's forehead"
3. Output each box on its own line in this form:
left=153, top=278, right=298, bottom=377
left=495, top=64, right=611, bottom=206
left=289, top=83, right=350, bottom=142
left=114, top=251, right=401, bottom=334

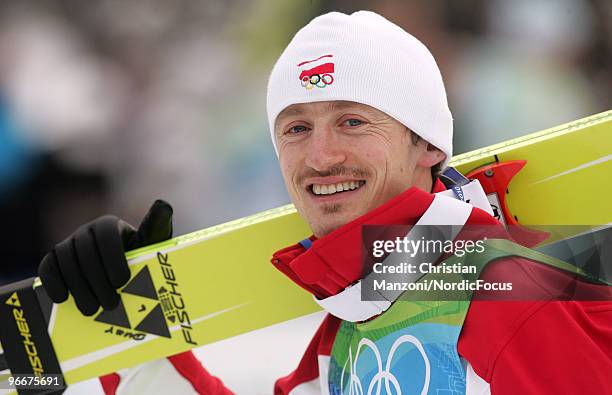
left=276, top=101, right=377, bottom=123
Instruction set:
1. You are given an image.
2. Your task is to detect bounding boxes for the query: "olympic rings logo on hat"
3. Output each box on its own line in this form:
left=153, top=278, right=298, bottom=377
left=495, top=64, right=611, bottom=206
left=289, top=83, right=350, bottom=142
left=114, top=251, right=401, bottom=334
left=300, top=73, right=334, bottom=89
left=298, top=54, right=335, bottom=90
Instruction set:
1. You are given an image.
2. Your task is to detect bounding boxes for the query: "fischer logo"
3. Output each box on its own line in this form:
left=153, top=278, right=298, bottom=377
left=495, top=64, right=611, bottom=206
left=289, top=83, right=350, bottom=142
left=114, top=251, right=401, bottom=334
left=298, top=54, right=335, bottom=90
left=5, top=292, right=44, bottom=376
left=157, top=252, right=197, bottom=346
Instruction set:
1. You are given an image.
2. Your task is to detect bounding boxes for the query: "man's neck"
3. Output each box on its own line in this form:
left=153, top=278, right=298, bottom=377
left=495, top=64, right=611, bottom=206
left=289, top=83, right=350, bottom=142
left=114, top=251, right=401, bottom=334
left=412, top=171, right=434, bottom=194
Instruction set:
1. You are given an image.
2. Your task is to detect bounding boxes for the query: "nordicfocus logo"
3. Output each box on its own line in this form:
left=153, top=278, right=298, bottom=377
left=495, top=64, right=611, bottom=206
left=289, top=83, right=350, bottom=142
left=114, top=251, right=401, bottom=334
left=298, top=54, right=335, bottom=90
left=5, top=292, right=44, bottom=376
left=94, top=255, right=196, bottom=346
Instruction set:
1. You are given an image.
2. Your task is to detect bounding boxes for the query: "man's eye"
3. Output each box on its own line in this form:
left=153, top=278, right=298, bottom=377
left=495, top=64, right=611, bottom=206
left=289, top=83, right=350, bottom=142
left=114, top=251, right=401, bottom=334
left=344, top=119, right=363, bottom=127
left=287, top=125, right=309, bottom=134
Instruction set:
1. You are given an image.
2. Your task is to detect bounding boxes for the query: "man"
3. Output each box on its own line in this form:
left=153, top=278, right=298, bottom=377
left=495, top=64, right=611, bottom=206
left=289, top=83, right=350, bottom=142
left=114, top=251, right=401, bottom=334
left=39, top=11, right=612, bottom=394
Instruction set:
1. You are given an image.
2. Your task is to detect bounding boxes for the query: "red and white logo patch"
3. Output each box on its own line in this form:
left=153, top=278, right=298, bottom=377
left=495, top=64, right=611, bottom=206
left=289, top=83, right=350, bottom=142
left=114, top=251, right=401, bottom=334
left=298, top=54, right=335, bottom=90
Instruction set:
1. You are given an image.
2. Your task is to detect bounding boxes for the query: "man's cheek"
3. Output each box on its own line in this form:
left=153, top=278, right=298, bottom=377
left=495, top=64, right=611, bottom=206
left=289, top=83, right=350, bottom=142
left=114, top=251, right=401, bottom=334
left=279, top=165, right=295, bottom=189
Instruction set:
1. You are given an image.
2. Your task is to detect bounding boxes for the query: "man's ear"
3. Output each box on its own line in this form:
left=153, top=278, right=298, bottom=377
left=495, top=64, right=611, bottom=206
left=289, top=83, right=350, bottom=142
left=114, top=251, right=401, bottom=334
left=417, top=143, right=446, bottom=168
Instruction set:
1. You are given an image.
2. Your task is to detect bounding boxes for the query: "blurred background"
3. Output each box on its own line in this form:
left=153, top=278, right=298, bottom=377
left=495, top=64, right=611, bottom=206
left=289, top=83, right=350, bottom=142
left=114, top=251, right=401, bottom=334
left=0, top=0, right=611, bottom=284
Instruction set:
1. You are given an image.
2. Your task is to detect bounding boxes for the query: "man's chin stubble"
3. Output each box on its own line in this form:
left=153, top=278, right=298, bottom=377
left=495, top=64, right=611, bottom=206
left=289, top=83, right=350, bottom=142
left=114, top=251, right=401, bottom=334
left=322, top=203, right=342, bottom=214
left=311, top=204, right=352, bottom=237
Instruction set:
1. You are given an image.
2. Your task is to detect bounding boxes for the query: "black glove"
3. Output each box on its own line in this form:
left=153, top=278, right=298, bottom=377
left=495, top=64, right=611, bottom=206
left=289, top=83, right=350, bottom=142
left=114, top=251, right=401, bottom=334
left=39, top=200, right=173, bottom=316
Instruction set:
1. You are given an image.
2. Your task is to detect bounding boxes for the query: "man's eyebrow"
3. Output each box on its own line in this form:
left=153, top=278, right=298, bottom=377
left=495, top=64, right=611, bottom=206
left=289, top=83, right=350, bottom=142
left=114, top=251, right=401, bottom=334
left=275, top=106, right=304, bottom=133
left=275, top=101, right=373, bottom=132
left=277, top=106, right=304, bottom=122
left=328, top=101, right=359, bottom=112
left=277, top=101, right=359, bottom=121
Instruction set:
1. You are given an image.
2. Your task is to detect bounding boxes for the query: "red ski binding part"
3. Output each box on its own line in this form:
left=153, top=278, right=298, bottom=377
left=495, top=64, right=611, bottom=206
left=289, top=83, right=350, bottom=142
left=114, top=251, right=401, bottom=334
left=466, top=160, right=549, bottom=247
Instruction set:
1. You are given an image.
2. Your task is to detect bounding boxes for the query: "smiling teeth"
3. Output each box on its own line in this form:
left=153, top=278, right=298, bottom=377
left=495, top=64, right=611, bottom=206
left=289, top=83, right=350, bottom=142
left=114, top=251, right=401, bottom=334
left=312, top=181, right=364, bottom=195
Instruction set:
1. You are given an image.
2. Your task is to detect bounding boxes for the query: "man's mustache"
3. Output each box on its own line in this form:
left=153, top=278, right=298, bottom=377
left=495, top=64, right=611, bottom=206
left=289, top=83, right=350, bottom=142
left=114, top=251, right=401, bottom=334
left=297, top=166, right=371, bottom=184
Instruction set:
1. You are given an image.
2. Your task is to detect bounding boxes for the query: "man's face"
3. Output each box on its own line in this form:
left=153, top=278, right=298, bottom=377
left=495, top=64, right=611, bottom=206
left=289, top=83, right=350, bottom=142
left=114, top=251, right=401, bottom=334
left=275, top=101, right=437, bottom=237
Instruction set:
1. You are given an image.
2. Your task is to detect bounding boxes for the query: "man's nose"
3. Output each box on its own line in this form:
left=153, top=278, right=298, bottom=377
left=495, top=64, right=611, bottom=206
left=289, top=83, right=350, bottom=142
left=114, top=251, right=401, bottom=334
left=304, top=127, right=347, bottom=171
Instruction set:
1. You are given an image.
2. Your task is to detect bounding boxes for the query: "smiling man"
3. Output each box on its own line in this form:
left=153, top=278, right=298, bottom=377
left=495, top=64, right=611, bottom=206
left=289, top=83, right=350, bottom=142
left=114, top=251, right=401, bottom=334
left=38, top=10, right=612, bottom=395
left=275, top=101, right=443, bottom=237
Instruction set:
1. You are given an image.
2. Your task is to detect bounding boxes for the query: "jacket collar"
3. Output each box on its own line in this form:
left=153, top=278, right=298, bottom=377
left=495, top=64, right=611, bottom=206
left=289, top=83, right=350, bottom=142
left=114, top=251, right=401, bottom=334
left=270, top=180, right=494, bottom=298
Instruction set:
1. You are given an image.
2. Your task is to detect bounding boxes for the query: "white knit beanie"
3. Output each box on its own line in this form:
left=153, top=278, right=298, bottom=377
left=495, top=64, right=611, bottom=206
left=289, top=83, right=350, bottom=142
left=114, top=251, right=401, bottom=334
left=266, top=11, right=453, bottom=167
